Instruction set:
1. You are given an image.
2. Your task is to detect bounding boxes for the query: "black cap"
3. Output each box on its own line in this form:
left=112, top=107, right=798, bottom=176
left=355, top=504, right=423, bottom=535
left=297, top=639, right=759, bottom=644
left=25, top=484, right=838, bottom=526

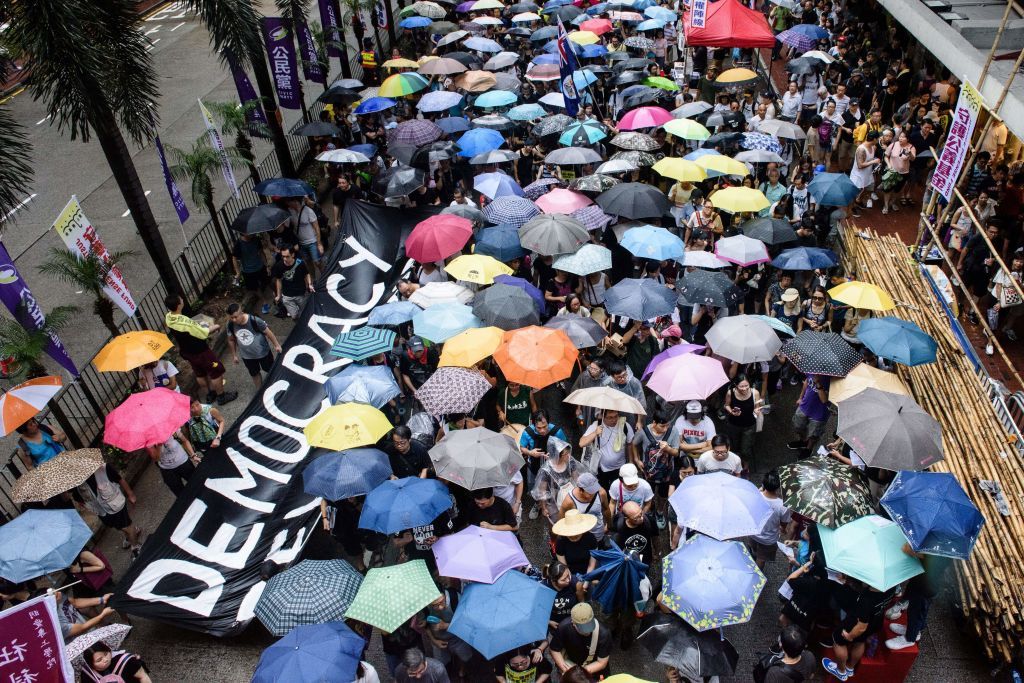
left=849, top=97, right=860, bottom=106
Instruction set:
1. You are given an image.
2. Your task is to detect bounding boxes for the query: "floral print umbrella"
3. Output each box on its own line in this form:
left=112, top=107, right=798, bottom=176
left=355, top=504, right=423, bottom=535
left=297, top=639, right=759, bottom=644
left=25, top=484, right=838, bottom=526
left=414, top=366, right=493, bottom=416
left=778, top=454, right=875, bottom=528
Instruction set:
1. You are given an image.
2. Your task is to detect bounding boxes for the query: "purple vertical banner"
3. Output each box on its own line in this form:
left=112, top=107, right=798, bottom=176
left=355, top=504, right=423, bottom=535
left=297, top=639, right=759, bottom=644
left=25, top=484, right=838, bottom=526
left=318, top=0, right=342, bottom=59
left=0, top=242, right=78, bottom=376
left=0, top=595, right=74, bottom=683
left=225, top=50, right=270, bottom=133
left=296, top=18, right=327, bottom=85
left=262, top=17, right=301, bottom=110
left=154, top=134, right=190, bottom=226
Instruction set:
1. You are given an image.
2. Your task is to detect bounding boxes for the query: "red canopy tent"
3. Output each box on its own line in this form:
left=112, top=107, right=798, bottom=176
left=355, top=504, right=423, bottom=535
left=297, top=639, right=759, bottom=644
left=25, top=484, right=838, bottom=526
left=684, top=0, right=776, bottom=48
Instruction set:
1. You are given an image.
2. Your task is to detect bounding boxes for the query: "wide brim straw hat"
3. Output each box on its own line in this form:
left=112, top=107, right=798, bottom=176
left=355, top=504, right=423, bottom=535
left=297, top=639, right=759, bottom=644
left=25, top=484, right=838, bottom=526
left=551, top=509, right=598, bottom=537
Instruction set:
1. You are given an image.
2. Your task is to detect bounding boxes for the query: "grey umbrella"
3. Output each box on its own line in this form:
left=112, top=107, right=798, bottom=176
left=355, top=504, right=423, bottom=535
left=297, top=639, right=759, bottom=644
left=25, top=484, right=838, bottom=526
left=704, top=315, right=783, bottom=363
left=672, top=101, right=713, bottom=118
left=494, top=72, right=523, bottom=92
left=473, top=284, right=540, bottom=329
left=532, top=114, right=576, bottom=136
left=609, top=132, right=661, bottom=151
left=428, top=427, right=525, bottom=489
left=544, top=316, right=608, bottom=348
left=254, top=560, right=363, bottom=636
left=231, top=205, right=292, bottom=235
left=545, top=146, right=604, bottom=165
left=373, top=165, right=427, bottom=198
left=604, top=278, right=677, bottom=320
left=837, top=388, right=945, bottom=471
left=518, top=214, right=589, bottom=256
left=471, top=148, right=521, bottom=164
left=740, top=217, right=798, bottom=245
left=596, top=182, right=670, bottom=219
left=442, top=203, right=486, bottom=223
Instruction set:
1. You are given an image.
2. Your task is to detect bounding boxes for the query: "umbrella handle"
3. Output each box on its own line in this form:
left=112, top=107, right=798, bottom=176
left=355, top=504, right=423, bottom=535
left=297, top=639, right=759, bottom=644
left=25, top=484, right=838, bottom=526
left=48, top=580, right=82, bottom=594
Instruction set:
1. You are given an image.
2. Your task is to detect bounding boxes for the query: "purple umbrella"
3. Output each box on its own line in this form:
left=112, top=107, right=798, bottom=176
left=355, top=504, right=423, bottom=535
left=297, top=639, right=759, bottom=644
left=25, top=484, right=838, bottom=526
left=571, top=204, right=615, bottom=231
left=456, top=0, right=475, bottom=10
left=432, top=525, right=529, bottom=583
left=394, top=119, right=445, bottom=146
left=493, top=274, right=545, bottom=314
left=643, top=343, right=705, bottom=379
left=523, top=177, right=563, bottom=200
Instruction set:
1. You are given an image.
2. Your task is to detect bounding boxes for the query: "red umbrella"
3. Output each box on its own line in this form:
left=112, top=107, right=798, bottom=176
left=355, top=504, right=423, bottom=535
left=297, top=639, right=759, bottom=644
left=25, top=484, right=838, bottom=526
left=406, top=215, right=474, bottom=262
left=580, top=18, right=612, bottom=35
left=103, top=388, right=190, bottom=451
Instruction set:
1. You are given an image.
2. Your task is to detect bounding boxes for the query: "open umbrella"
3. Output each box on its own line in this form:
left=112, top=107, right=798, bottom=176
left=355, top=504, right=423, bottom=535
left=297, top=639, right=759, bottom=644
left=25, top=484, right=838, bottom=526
left=0, top=508, right=92, bottom=582
left=857, top=318, right=938, bottom=367
left=533, top=113, right=576, bottom=137
left=410, top=281, right=476, bottom=308
left=772, top=246, right=839, bottom=271
left=777, top=454, right=875, bottom=528
left=419, top=57, right=468, bottom=76
left=373, top=165, right=427, bottom=197
left=304, top=403, right=393, bottom=450
left=757, top=118, right=807, bottom=140
left=781, top=331, right=862, bottom=377
left=808, top=172, right=860, bottom=207
left=544, top=146, right=604, bottom=165
left=294, top=120, right=341, bottom=137
left=518, top=214, right=589, bottom=255
left=734, top=150, right=785, bottom=166
left=676, top=269, right=744, bottom=308
left=610, top=132, right=661, bottom=151
left=642, top=343, right=705, bottom=379
left=714, top=234, right=770, bottom=266
left=777, top=24, right=828, bottom=51
left=621, top=225, right=685, bottom=261
left=570, top=173, right=621, bottom=193
left=432, top=525, right=529, bottom=583
left=368, top=301, right=421, bottom=326
left=255, top=560, right=364, bottom=636
left=596, top=182, right=670, bottom=219
left=694, top=154, right=749, bottom=178
left=484, top=196, right=541, bottom=227
left=429, top=427, right=524, bottom=488
left=474, top=171, right=524, bottom=200
left=10, top=448, right=105, bottom=504
left=66, top=624, right=133, bottom=670
left=494, top=326, right=577, bottom=388
left=552, top=243, right=612, bottom=276
left=681, top=251, right=731, bottom=269
left=415, top=366, right=493, bottom=417
left=661, top=535, right=766, bottom=631
left=819, top=515, right=924, bottom=591
left=255, top=177, right=316, bottom=197
left=230, top=205, right=293, bottom=235
left=438, top=326, right=504, bottom=368
left=103, top=388, right=189, bottom=451
left=565, top=386, right=647, bottom=414
left=544, top=316, right=608, bottom=349
left=572, top=204, right=615, bottom=231
left=475, top=225, right=528, bottom=262
left=325, top=364, right=401, bottom=407
left=330, top=326, right=396, bottom=361
left=837, top=388, right=944, bottom=470
left=345, top=560, right=440, bottom=632
left=412, top=303, right=482, bottom=344
left=828, top=362, right=910, bottom=403
left=583, top=538, right=650, bottom=613
left=638, top=613, right=739, bottom=680
left=448, top=254, right=515, bottom=285
left=560, top=120, right=609, bottom=146
left=437, top=116, right=472, bottom=134
left=0, top=375, right=62, bottom=435
left=652, top=157, right=708, bottom=182
left=302, top=449, right=392, bottom=500
left=393, top=119, right=444, bottom=146
left=448, top=569, right=556, bottom=659
left=710, top=187, right=770, bottom=214
left=535, top=188, right=593, bottom=215
left=354, top=97, right=398, bottom=115
left=604, top=278, right=677, bottom=320
left=618, top=106, right=673, bottom=130
left=359, top=478, right=453, bottom=534
left=253, top=622, right=363, bottom=683
left=880, top=471, right=985, bottom=560
left=740, top=216, right=798, bottom=245
left=704, top=315, right=782, bottom=363
left=668, top=471, right=772, bottom=540
left=407, top=214, right=474, bottom=262
left=508, top=103, right=548, bottom=121
left=473, top=284, right=541, bottom=329
left=522, top=177, right=563, bottom=200
left=828, top=281, right=896, bottom=311
left=457, top=128, right=505, bottom=157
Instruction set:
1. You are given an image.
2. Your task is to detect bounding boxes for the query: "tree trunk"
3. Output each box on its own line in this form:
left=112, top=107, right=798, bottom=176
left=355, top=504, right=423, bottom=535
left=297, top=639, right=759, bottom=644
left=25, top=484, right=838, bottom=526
left=332, top=0, right=352, bottom=80
left=382, top=0, right=396, bottom=51
left=94, top=297, right=120, bottom=338
left=249, top=49, right=298, bottom=178
left=205, top=198, right=232, bottom=255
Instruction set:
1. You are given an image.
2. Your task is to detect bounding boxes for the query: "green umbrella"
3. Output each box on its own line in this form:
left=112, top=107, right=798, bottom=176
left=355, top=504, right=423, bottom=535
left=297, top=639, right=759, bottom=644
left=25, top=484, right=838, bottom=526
left=777, top=455, right=875, bottom=528
left=818, top=515, right=924, bottom=591
left=344, top=560, right=440, bottom=632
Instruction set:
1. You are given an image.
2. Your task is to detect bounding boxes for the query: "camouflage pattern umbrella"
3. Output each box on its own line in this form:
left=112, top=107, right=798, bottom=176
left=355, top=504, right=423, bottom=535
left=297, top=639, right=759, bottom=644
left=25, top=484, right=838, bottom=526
left=777, top=454, right=875, bottom=528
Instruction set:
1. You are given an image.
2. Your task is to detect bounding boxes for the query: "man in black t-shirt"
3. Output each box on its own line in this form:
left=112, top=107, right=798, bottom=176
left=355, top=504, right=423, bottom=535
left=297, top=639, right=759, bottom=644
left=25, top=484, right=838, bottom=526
left=385, top=426, right=431, bottom=479
left=464, top=488, right=518, bottom=531
left=410, top=184, right=440, bottom=207
left=399, top=336, right=440, bottom=392
left=549, top=603, right=612, bottom=677
left=610, top=501, right=659, bottom=566
left=330, top=175, right=364, bottom=230
left=494, top=647, right=553, bottom=683
left=270, top=245, right=312, bottom=320
left=823, top=582, right=896, bottom=680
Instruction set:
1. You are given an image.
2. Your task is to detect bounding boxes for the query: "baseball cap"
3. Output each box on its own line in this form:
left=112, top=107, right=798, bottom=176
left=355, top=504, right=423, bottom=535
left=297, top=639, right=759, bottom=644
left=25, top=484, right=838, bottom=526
left=662, top=324, right=682, bottom=339
left=619, top=463, right=640, bottom=485
left=571, top=603, right=596, bottom=634
left=578, top=472, right=601, bottom=494
left=685, top=400, right=703, bottom=414
left=407, top=336, right=425, bottom=353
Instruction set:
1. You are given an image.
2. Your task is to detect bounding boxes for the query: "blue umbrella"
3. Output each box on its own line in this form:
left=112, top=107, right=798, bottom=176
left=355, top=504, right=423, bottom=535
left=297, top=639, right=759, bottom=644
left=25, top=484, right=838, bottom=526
left=448, top=569, right=556, bottom=659
left=465, top=36, right=504, bottom=52
left=620, top=225, right=685, bottom=261
left=683, top=148, right=720, bottom=160
left=252, top=622, right=363, bottom=682
left=347, top=143, right=377, bottom=158
left=354, top=96, right=398, bottom=114
left=303, top=449, right=393, bottom=500
left=668, top=471, right=773, bottom=540
left=330, top=326, right=396, bottom=360
left=400, top=15, right=433, bottom=27
left=530, top=25, right=559, bottom=41
left=581, top=44, right=608, bottom=58
left=771, top=246, right=839, bottom=271
left=531, top=54, right=560, bottom=65
left=752, top=314, right=796, bottom=336
left=508, top=103, right=548, bottom=121
left=644, top=5, right=676, bottom=20
left=412, top=302, right=483, bottom=343
left=587, top=2, right=609, bottom=13
left=583, top=538, right=650, bottom=613
left=474, top=171, right=525, bottom=199
left=493, top=274, right=546, bottom=314
left=457, top=128, right=506, bottom=157
left=559, top=120, right=607, bottom=146
left=475, top=90, right=519, bottom=108
left=254, top=177, right=315, bottom=197
left=880, top=471, right=985, bottom=560
left=636, top=18, right=665, bottom=30
left=325, top=364, right=401, bottom=406
left=808, top=172, right=860, bottom=206
left=418, top=90, right=464, bottom=113
left=359, top=477, right=454, bottom=533
left=476, top=224, right=529, bottom=262
left=483, top=195, right=540, bottom=227
left=368, top=300, right=422, bottom=326
left=0, top=509, right=91, bottom=582
left=856, top=318, right=937, bottom=366
left=437, top=116, right=472, bottom=134
left=573, top=69, right=599, bottom=89
left=604, top=278, right=678, bottom=321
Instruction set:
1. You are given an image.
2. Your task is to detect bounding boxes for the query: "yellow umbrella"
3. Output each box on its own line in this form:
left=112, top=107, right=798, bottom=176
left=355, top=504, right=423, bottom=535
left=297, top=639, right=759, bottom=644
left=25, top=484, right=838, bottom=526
left=652, top=157, right=707, bottom=182
left=709, top=187, right=769, bottom=213
left=695, top=154, right=749, bottom=177
left=382, top=57, right=420, bottom=69
left=445, top=254, right=513, bottom=284
left=603, top=676, right=656, bottom=683
left=568, top=30, right=600, bottom=45
left=94, top=331, right=174, bottom=372
left=662, top=118, right=710, bottom=141
left=439, top=326, right=505, bottom=367
left=304, top=403, right=393, bottom=450
left=829, top=363, right=910, bottom=404
left=828, top=281, right=896, bottom=311
left=714, top=67, right=759, bottom=88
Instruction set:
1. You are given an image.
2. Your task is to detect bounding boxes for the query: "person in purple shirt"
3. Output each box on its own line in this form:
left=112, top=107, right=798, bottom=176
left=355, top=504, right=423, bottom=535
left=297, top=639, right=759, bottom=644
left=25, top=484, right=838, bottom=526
left=787, top=375, right=830, bottom=457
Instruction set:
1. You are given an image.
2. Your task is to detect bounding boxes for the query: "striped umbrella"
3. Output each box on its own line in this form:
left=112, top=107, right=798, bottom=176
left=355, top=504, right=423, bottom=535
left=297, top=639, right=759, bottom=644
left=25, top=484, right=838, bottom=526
left=415, top=367, right=493, bottom=416
left=255, top=560, right=364, bottom=636
left=411, top=0, right=447, bottom=17
left=483, top=196, right=540, bottom=227
left=0, top=376, right=63, bottom=436
left=777, top=25, right=828, bottom=52
left=330, top=326, right=396, bottom=360
left=571, top=204, right=615, bottom=231
left=378, top=72, right=430, bottom=97
left=394, top=119, right=444, bottom=146
left=522, top=177, right=563, bottom=200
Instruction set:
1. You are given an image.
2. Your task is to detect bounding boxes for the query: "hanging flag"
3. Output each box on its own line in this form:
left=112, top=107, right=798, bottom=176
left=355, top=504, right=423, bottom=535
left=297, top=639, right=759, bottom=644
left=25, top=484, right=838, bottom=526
left=691, top=0, right=707, bottom=27
left=930, top=81, right=984, bottom=202
left=262, top=17, right=301, bottom=110
left=0, top=595, right=74, bottom=683
left=51, top=197, right=137, bottom=318
left=153, top=133, right=190, bottom=227
left=318, top=0, right=342, bottom=59
left=0, top=242, right=78, bottom=376
left=556, top=17, right=580, bottom=117
left=225, top=50, right=270, bottom=135
left=375, top=0, right=388, bottom=29
left=296, top=17, right=327, bottom=85
left=198, top=99, right=240, bottom=198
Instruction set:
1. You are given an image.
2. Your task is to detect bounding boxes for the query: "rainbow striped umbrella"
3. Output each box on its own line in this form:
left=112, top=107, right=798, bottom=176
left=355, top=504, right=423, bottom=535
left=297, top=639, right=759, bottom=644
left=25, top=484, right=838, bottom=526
left=378, top=72, right=430, bottom=97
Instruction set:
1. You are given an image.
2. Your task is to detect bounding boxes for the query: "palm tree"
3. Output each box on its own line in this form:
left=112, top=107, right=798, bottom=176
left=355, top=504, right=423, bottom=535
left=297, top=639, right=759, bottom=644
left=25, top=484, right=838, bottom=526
left=1, top=0, right=183, bottom=296
left=0, top=305, right=77, bottom=381
left=341, top=0, right=385, bottom=63
left=0, top=105, right=34, bottom=227
left=38, top=249, right=135, bottom=337
left=204, top=100, right=271, bottom=185
left=165, top=134, right=247, bottom=248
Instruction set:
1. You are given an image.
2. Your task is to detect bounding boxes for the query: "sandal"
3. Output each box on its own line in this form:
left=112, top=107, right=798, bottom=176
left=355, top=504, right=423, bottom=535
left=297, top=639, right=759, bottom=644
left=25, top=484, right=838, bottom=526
left=882, top=207, right=889, bottom=215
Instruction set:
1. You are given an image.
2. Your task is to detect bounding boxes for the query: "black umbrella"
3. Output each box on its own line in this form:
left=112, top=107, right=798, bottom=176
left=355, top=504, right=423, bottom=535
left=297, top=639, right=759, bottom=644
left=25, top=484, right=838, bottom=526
left=318, top=86, right=361, bottom=105
left=508, top=1, right=539, bottom=11
left=388, top=143, right=420, bottom=166
left=472, top=284, right=540, bottom=329
left=547, top=5, right=582, bottom=21
left=786, top=57, right=823, bottom=75
left=532, top=114, right=576, bottom=137
left=676, top=269, right=744, bottom=308
left=445, top=51, right=484, bottom=68
left=781, top=331, right=863, bottom=378
left=507, top=26, right=532, bottom=36
left=596, top=182, right=670, bottom=219
left=740, top=217, right=798, bottom=245
left=372, top=165, right=427, bottom=198
left=612, top=58, right=651, bottom=75
left=231, top=205, right=292, bottom=235
left=606, top=52, right=631, bottom=62
left=544, top=316, right=608, bottom=348
left=638, top=613, right=739, bottom=680
left=614, top=71, right=645, bottom=87
left=700, top=110, right=745, bottom=130
left=701, top=131, right=744, bottom=148
left=294, top=121, right=341, bottom=137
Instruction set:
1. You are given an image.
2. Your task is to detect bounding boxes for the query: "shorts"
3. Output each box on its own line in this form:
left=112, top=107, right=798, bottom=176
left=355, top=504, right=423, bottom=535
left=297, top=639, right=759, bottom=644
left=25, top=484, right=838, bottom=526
left=653, top=480, right=671, bottom=497
left=281, top=294, right=306, bottom=319
left=241, top=269, right=269, bottom=292
left=98, top=506, right=132, bottom=531
left=833, top=624, right=870, bottom=646
left=299, top=241, right=320, bottom=264
left=242, top=353, right=275, bottom=377
left=746, top=537, right=777, bottom=563
left=182, top=348, right=226, bottom=380
left=792, top=408, right=826, bottom=440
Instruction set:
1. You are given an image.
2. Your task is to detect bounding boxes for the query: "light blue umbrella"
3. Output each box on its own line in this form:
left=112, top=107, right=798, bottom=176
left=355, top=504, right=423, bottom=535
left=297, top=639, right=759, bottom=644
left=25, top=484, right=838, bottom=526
left=580, top=44, right=608, bottom=58
left=553, top=243, right=612, bottom=276
left=508, top=103, right=548, bottom=121
left=644, top=5, right=676, bottom=20
left=448, top=569, right=556, bottom=659
left=771, top=246, right=839, bottom=271
left=437, top=116, right=472, bottom=134
left=0, top=509, right=92, bottom=582
left=752, top=314, right=796, bottom=336
left=620, top=225, right=685, bottom=261
left=572, top=69, right=599, bottom=89
left=604, top=278, right=678, bottom=320
left=818, top=515, right=924, bottom=591
left=531, top=54, right=560, bottom=65
left=368, top=300, right=422, bottom=326
left=476, top=224, right=529, bottom=262
left=457, top=128, right=505, bottom=157
left=683, top=148, right=720, bottom=161
left=252, top=622, right=363, bottom=682
left=418, top=90, right=464, bottom=112
left=668, top=471, right=773, bottom=540
left=880, top=471, right=985, bottom=560
left=412, top=302, right=483, bottom=343
left=857, top=318, right=938, bottom=366
left=475, top=90, right=519, bottom=108
left=474, top=171, right=525, bottom=199
left=354, top=97, right=398, bottom=114
left=359, top=477, right=453, bottom=533
left=559, top=120, right=607, bottom=146
left=465, top=36, right=504, bottom=52
left=254, top=177, right=316, bottom=197
left=400, top=15, right=433, bottom=27
left=302, top=449, right=393, bottom=500
left=636, top=18, right=665, bottom=30
left=330, top=326, right=396, bottom=361
left=325, top=364, right=401, bottom=406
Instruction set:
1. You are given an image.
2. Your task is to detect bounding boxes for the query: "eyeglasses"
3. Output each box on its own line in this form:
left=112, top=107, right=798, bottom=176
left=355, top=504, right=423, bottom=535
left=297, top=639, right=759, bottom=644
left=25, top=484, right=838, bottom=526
left=712, top=448, right=729, bottom=456
left=393, top=438, right=410, bottom=446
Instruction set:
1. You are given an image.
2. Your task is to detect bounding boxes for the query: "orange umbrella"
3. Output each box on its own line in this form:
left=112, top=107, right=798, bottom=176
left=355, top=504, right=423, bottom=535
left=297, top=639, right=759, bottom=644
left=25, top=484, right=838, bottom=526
left=493, top=326, right=578, bottom=388
left=0, top=376, right=62, bottom=436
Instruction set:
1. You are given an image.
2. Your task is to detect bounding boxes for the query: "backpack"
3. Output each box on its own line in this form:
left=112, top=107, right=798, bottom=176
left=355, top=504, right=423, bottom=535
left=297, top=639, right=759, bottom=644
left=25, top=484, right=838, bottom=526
left=753, top=651, right=805, bottom=683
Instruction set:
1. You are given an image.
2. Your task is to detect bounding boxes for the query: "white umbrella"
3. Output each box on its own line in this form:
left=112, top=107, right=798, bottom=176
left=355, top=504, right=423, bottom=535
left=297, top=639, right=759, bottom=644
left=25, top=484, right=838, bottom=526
left=596, top=159, right=638, bottom=174
left=409, top=282, right=475, bottom=308
left=734, top=150, right=785, bottom=164
left=565, top=387, right=647, bottom=414
left=484, top=51, right=520, bottom=70
left=65, top=624, right=132, bottom=669
left=539, top=92, right=567, bottom=108
left=317, top=149, right=371, bottom=164
left=680, top=250, right=730, bottom=269
left=704, top=315, right=783, bottom=363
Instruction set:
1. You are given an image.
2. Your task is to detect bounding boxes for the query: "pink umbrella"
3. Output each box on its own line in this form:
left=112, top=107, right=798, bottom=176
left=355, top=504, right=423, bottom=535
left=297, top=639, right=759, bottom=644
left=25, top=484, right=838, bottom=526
left=406, top=215, right=474, bottom=262
left=535, top=188, right=593, bottom=214
left=103, top=388, right=190, bottom=451
left=526, top=64, right=560, bottom=82
left=618, top=106, right=673, bottom=131
left=642, top=343, right=706, bottom=379
left=647, top=353, right=729, bottom=401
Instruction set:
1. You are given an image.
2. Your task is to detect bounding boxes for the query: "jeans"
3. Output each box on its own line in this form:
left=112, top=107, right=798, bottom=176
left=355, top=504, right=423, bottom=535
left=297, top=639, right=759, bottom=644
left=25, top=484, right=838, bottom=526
left=298, top=241, right=320, bottom=265
left=905, top=593, right=933, bottom=641
left=160, top=460, right=196, bottom=496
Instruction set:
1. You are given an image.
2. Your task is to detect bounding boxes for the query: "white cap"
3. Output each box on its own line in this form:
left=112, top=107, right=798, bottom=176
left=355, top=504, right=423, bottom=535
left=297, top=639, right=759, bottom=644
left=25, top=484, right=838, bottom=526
left=619, top=463, right=640, bottom=486
left=685, top=400, right=703, bottom=413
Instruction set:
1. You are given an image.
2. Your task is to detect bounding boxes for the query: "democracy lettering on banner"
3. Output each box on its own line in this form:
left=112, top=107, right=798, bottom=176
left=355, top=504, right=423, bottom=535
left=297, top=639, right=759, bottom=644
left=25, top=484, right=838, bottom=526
left=691, top=0, right=707, bottom=27
left=225, top=50, right=271, bottom=135
left=296, top=17, right=327, bottom=86
left=154, top=134, right=191, bottom=228
left=51, top=197, right=137, bottom=317
left=0, top=595, right=74, bottom=683
left=0, top=242, right=78, bottom=376
left=930, top=80, right=983, bottom=202
left=262, top=17, right=302, bottom=110
left=318, top=0, right=342, bottom=59
left=112, top=201, right=438, bottom=635
left=198, top=99, right=240, bottom=199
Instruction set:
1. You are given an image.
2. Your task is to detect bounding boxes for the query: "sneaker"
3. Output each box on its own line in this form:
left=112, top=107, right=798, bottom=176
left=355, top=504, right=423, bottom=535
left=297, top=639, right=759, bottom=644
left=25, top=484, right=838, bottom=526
left=870, top=192, right=879, bottom=201
left=217, top=390, right=239, bottom=406
left=885, top=635, right=918, bottom=651
left=889, top=623, right=906, bottom=635
left=789, top=375, right=801, bottom=385
left=261, top=303, right=271, bottom=315
left=986, top=342, right=994, bottom=356
left=528, top=506, right=540, bottom=520
left=865, top=198, right=873, bottom=208
left=885, top=600, right=909, bottom=620
left=786, top=440, right=805, bottom=450
left=656, top=512, right=667, bottom=529
left=822, top=657, right=851, bottom=681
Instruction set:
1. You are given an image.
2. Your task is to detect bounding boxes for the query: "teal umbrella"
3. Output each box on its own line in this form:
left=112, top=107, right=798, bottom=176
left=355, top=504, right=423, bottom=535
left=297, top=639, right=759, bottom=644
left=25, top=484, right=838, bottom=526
left=819, top=515, right=924, bottom=591
left=412, top=302, right=483, bottom=343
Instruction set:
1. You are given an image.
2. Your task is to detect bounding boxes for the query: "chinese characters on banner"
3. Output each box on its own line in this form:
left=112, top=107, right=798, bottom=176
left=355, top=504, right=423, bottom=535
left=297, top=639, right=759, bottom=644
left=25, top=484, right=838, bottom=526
left=0, top=595, right=74, bottom=683
left=318, top=0, right=342, bottom=59
left=930, top=80, right=983, bottom=202
left=376, top=0, right=389, bottom=29
left=198, top=99, right=240, bottom=198
left=225, top=50, right=270, bottom=133
left=691, top=0, right=707, bottom=27
left=262, top=17, right=301, bottom=110
left=51, top=197, right=137, bottom=317
left=296, top=18, right=327, bottom=85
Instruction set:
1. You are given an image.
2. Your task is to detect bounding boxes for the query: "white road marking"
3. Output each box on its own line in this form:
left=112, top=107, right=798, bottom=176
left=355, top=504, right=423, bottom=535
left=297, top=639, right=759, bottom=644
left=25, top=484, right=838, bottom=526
left=121, top=191, right=152, bottom=217
left=146, top=26, right=161, bottom=35
left=146, top=38, right=162, bottom=52
left=1, top=194, right=37, bottom=221
left=146, top=2, right=188, bottom=21
left=170, top=22, right=186, bottom=31
left=35, top=115, right=50, bottom=125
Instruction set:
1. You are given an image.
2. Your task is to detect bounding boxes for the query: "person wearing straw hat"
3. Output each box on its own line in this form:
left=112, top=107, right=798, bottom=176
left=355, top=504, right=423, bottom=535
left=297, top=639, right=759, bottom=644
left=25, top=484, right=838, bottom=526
left=552, top=509, right=599, bottom=586
left=558, top=473, right=612, bottom=543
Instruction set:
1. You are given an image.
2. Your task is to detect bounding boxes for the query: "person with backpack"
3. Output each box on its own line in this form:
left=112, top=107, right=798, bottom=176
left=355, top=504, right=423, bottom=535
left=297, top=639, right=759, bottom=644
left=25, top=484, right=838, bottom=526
left=186, top=396, right=226, bottom=455
left=754, top=624, right=817, bottom=682
left=629, top=409, right=679, bottom=529
left=226, top=302, right=282, bottom=388
left=72, top=462, right=144, bottom=559
left=519, top=409, right=568, bottom=491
